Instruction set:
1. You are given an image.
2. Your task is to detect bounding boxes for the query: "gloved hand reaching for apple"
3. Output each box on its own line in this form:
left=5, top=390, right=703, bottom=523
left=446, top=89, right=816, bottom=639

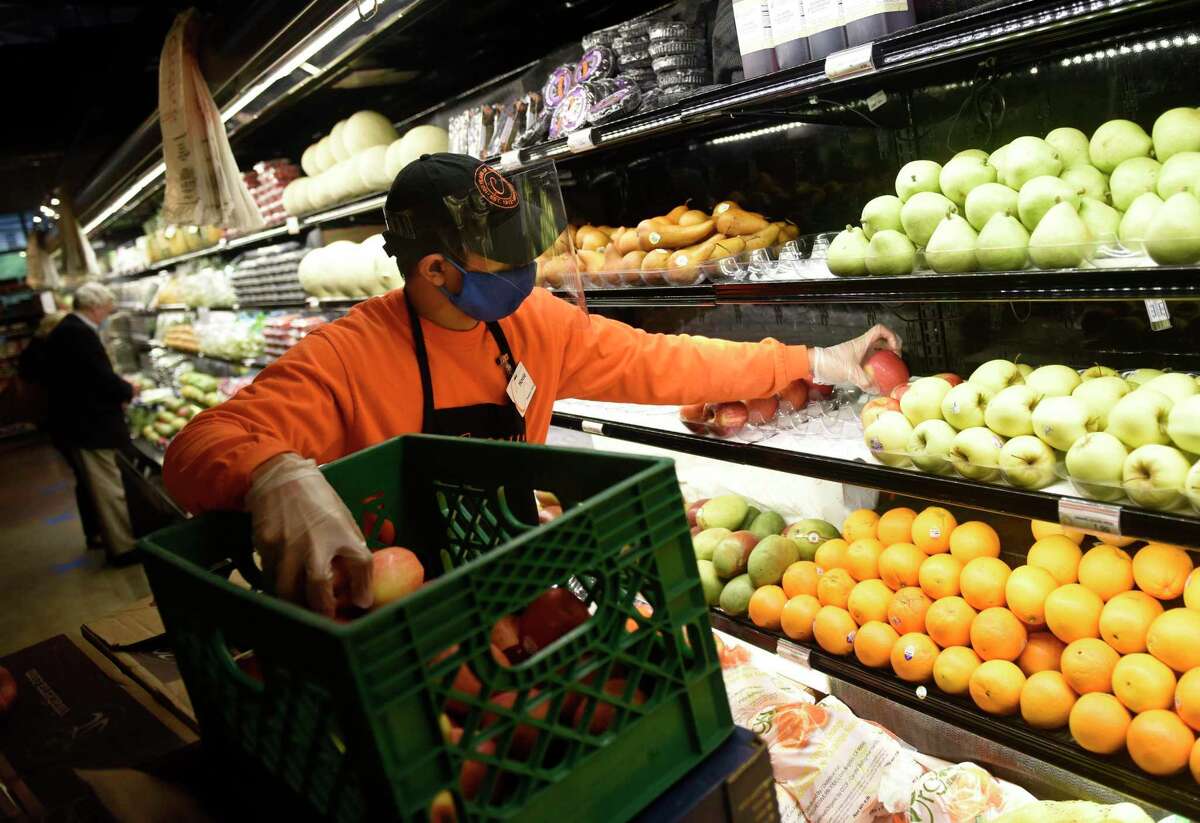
left=245, top=452, right=374, bottom=616
left=811, top=324, right=904, bottom=392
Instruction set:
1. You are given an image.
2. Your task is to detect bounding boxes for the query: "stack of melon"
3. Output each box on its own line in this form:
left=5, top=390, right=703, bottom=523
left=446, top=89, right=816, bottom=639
left=297, top=233, right=402, bottom=299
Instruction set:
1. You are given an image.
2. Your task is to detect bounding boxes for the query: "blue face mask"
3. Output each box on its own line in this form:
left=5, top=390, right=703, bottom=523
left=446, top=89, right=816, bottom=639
left=439, top=256, right=536, bottom=322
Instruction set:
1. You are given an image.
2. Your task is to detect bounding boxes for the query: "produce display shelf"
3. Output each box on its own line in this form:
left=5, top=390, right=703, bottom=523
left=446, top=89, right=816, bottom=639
left=707, top=610, right=1200, bottom=820
left=550, top=406, right=1200, bottom=548
left=518, top=0, right=1190, bottom=168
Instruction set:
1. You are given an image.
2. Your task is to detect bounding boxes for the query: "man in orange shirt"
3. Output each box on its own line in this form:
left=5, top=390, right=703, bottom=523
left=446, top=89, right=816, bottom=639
left=164, top=154, right=900, bottom=615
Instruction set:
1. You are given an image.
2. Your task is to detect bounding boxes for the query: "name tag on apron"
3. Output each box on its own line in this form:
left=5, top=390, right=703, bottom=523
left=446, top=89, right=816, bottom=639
left=506, top=363, right=535, bottom=417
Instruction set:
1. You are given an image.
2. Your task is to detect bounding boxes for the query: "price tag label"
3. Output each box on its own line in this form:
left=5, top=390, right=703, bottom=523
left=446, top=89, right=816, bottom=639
left=776, top=639, right=810, bottom=667
left=1145, top=298, right=1172, bottom=331
left=1059, top=497, right=1121, bottom=535
left=286, top=215, right=301, bottom=235
left=866, top=90, right=888, bottom=111
left=567, top=128, right=596, bottom=153
left=217, top=236, right=228, bottom=248
left=581, top=419, right=604, bottom=435
left=825, top=43, right=876, bottom=81
left=305, top=296, right=320, bottom=309
left=196, top=307, right=210, bottom=321
left=498, top=149, right=522, bottom=171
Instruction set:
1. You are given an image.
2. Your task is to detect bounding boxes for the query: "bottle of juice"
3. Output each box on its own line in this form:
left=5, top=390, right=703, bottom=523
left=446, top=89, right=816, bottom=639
left=845, top=0, right=918, bottom=44
left=803, top=0, right=846, bottom=60
left=769, top=0, right=811, bottom=69
left=733, top=0, right=779, bottom=79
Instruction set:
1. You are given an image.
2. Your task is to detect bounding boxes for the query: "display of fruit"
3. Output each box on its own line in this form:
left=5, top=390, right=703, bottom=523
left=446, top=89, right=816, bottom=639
left=677, top=378, right=828, bottom=439
left=827, top=107, right=1200, bottom=277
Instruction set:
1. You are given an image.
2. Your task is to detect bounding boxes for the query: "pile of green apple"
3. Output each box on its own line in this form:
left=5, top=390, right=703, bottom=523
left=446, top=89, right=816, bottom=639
left=863, top=360, right=1200, bottom=513
left=828, top=107, right=1200, bottom=275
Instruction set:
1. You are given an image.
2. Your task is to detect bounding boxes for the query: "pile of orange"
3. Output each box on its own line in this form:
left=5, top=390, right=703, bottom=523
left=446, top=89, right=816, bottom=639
left=737, top=507, right=1200, bottom=781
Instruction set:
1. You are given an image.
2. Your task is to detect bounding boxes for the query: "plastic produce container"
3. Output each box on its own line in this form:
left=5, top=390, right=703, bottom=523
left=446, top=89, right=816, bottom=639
left=138, top=435, right=733, bottom=822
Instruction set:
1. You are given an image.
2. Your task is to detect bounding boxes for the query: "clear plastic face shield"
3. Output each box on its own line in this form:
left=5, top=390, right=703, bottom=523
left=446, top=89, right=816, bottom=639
left=384, top=160, right=586, bottom=323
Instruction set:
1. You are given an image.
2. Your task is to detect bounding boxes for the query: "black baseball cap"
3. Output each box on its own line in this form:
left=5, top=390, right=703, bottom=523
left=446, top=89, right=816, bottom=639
left=382, top=153, right=559, bottom=268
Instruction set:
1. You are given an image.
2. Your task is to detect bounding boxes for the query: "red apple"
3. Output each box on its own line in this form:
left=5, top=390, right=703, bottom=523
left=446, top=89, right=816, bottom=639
left=890, top=382, right=911, bottom=402
left=745, top=396, right=779, bottom=424
left=520, top=588, right=590, bottom=654
left=429, top=790, right=457, bottom=823
left=686, top=498, right=709, bottom=527
left=861, top=396, right=901, bottom=428
left=690, top=525, right=702, bottom=536
left=572, top=678, right=647, bottom=734
left=482, top=689, right=551, bottom=758
left=934, top=372, right=963, bottom=386
left=448, top=725, right=497, bottom=799
left=864, top=350, right=910, bottom=395
left=371, top=547, right=424, bottom=609
left=679, top=402, right=712, bottom=434
left=809, top=381, right=834, bottom=399
left=534, top=490, right=561, bottom=509
left=780, top=379, right=810, bottom=410
left=711, top=401, right=749, bottom=437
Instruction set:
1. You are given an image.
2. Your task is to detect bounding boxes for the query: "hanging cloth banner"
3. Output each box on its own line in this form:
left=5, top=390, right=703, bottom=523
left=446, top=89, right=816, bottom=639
left=57, top=194, right=99, bottom=281
left=158, top=10, right=264, bottom=230
left=24, top=230, right=59, bottom=291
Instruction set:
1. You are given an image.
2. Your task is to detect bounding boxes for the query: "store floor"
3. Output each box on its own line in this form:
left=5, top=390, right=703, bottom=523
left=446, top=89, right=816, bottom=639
left=0, top=435, right=150, bottom=657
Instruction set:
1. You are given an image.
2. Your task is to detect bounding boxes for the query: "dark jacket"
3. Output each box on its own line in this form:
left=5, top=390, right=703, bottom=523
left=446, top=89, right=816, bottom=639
left=42, top=313, right=133, bottom=449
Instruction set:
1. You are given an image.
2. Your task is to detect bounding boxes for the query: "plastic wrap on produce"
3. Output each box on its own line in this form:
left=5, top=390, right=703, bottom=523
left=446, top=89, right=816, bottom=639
left=878, top=761, right=1036, bottom=823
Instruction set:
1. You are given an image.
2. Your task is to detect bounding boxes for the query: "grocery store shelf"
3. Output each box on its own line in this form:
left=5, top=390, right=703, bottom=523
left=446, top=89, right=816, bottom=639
left=550, top=403, right=1200, bottom=547
left=708, top=611, right=1200, bottom=819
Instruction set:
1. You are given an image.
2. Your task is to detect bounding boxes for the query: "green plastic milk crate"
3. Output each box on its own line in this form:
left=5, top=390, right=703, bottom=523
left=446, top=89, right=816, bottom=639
left=139, top=435, right=733, bottom=822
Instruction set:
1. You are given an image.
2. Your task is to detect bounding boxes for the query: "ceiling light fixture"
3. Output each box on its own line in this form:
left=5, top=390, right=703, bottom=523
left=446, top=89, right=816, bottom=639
left=83, top=161, right=167, bottom=235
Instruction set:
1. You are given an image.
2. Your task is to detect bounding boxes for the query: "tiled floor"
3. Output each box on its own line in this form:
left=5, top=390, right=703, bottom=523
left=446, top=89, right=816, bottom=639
left=0, top=436, right=149, bottom=657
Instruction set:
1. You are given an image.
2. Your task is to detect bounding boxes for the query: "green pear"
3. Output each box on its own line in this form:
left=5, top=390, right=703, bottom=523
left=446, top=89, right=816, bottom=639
left=827, top=226, right=870, bottom=276
left=895, top=160, right=943, bottom=201
left=925, top=213, right=978, bottom=273
left=1078, top=197, right=1122, bottom=245
left=976, top=212, right=1030, bottom=271
left=1046, top=127, right=1092, bottom=169
left=861, top=195, right=904, bottom=239
left=1089, top=119, right=1153, bottom=173
left=900, top=191, right=957, bottom=246
left=1152, top=107, right=1200, bottom=162
left=865, top=229, right=916, bottom=275
left=1156, top=152, right=1200, bottom=199
left=954, top=149, right=990, bottom=162
left=1109, top=157, right=1161, bottom=211
left=1145, top=191, right=1200, bottom=264
left=989, top=144, right=1012, bottom=182
left=1018, top=175, right=1082, bottom=230
left=1060, top=164, right=1110, bottom=204
left=1029, top=201, right=1091, bottom=269
left=1118, top=192, right=1164, bottom=250
left=939, top=155, right=997, bottom=207
left=1004, top=136, right=1063, bottom=189
left=965, top=182, right=1019, bottom=231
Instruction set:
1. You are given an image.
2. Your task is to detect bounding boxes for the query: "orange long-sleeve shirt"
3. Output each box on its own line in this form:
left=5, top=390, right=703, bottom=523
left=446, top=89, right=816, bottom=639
left=163, top=287, right=811, bottom=513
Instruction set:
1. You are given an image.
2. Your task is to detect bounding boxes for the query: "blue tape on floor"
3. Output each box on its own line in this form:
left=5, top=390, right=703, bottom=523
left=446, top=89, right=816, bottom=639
left=52, top=555, right=91, bottom=573
left=44, top=511, right=78, bottom=525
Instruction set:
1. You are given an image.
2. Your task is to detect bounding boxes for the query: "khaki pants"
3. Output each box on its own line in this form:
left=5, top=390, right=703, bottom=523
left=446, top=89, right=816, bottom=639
left=76, top=448, right=136, bottom=558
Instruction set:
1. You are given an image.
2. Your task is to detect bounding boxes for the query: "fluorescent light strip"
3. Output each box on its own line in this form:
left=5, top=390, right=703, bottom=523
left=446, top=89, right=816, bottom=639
left=707, top=121, right=806, bottom=146
left=84, top=161, right=167, bottom=235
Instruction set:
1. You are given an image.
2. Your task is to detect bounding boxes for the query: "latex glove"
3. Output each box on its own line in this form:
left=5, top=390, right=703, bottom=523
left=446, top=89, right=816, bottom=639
left=810, top=324, right=903, bottom=391
left=245, top=452, right=373, bottom=616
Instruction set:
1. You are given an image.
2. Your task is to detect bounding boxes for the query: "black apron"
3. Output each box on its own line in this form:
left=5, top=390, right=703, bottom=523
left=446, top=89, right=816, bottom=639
left=405, top=294, right=527, bottom=441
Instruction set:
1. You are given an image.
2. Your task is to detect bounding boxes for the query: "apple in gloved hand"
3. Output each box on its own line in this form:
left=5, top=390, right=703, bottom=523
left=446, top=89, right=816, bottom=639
left=371, top=547, right=424, bottom=610
left=864, top=350, right=910, bottom=395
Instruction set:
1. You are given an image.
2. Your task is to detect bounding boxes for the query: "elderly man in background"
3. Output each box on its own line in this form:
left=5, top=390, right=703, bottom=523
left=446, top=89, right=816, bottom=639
left=41, top=282, right=138, bottom=565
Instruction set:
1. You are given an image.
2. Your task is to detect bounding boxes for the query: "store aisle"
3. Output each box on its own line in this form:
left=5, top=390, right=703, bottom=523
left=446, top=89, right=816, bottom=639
left=0, top=436, right=149, bottom=656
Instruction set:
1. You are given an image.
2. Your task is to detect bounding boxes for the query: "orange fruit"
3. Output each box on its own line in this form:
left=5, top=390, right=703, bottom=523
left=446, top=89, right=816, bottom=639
left=919, top=554, right=963, bottom=600
left=814, top=538, right=850, bottom=573
left=970, top=607, right=1027, bottom=661
left=1112, top=653, right=1177, bottom=713
left=813, top=606, right=858, bottom=655
left=1069, top=692, right=1130, bottom=754
left=842, top=509, right=879, bottom=542
left=1132, top=543, right=1194, bottom=600
left=1147, top=608, right=1200, bottom=673
left=949, top=521, right=1001, bottom=564
left=1060, top=638, right=1120, bottom=695
left=1005, top=565, right=1059, bottom=627
left=960, top=557, right=1012, bottom=610
left=845, top=538, right=885, bottom=581
left=877, top=507, right=917, bottom=546
left=888, top=587, right=933, bottom=635
left=969, top=659, right=1026, bottom=715
left=925, top=597, right=977, bottom=648
left=748, top=585, right=787, bottom=630
left=1027, top=535, right=1083, bottom=585
left=1077, top=545, right=1134, bottom=602
left=933, top=646, right=982, bottom=695
left=1031, top=519, right=1085, bottom=544
left=780, top=594, right=822, bottom=641
left=1099, top=591, right=1164, bottom=654
left=1192, top=738, right=1200, bottom=784
left=1175, top=668, right=1200, bottom=731
left=912, top=507, right=957, bottom=555
left=878, top=543, right=925, bottom=591
left=1185, top=568, right=1200, bottom=610
left=817, top=568, right=855, bottom=609
left=1018, top=633, right=1066, bottom=676
left=854, top=621, right=900, bottom=668
left=782, top=561, right=820, bottom=599
left=1044, top=584, right=1103, bottom=643
left=1020, top=670, right=1077, bottom=730
left=847, top=579, right=893, bottom=626
left=890, top=632, right=940, bottom=683
left=1127, top=710, right=1195, bottom=776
